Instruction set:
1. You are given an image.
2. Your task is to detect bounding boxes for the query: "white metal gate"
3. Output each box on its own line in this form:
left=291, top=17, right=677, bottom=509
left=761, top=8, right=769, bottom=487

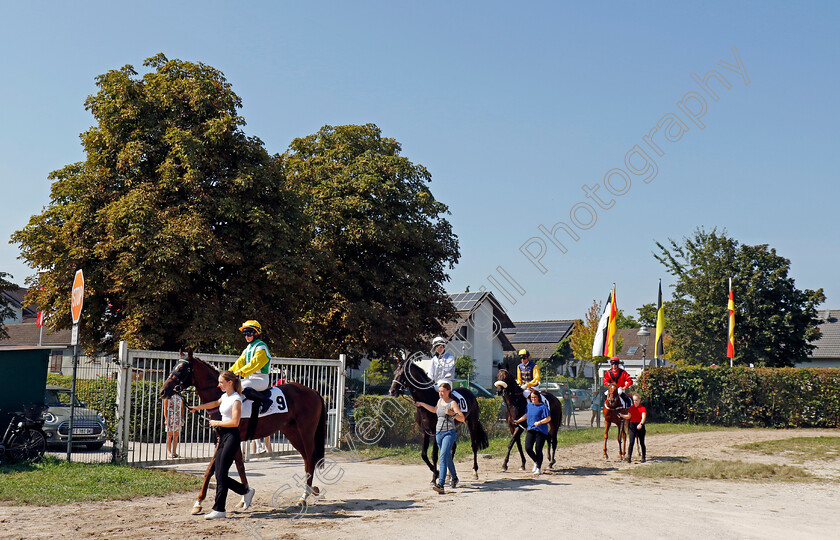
left=115, top=341, right=345, bottom=466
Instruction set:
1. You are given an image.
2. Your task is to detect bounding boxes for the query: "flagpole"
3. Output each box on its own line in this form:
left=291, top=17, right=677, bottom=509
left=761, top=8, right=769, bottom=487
left=727, top=277, right=735, bottom=367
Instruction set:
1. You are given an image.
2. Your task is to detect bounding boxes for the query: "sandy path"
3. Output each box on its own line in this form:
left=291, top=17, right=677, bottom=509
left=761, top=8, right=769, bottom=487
left=2, top=428, right=839, bottom=540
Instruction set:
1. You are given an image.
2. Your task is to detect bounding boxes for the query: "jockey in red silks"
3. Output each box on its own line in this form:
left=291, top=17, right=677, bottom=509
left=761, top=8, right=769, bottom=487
left=603, top=357, right=633, bottom=409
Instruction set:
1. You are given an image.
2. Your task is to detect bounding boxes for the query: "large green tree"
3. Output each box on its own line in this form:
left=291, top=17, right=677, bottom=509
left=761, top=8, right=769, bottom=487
left=654, top=228, right=824, bottom=366
left=0, top=272, right=16, bottom=339
left=283, top=124, right=459, bottom=363
left=12, top=54, right=307, bottom=352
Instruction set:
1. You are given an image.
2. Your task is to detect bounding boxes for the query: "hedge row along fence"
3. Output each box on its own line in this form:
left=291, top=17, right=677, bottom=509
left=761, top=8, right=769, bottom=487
left=47, top=374, right=165, bottom=443
left=353, top=395, right=506, bottom=447
left=639, top=367, right=840, bottom=428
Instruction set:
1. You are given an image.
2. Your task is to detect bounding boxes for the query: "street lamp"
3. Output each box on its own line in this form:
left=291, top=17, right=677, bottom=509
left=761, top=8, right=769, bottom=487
left=637, top=326, right=650, bottom=369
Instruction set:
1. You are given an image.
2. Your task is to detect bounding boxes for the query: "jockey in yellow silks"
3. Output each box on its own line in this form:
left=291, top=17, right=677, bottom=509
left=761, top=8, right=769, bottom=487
left=516, top=349, right=541, bottom=398
left=232, top=320, right=272, bottom=392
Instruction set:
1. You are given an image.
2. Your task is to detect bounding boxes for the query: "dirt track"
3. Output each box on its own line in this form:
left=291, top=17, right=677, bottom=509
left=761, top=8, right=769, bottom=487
left=2, top=428, right=839, bottom=540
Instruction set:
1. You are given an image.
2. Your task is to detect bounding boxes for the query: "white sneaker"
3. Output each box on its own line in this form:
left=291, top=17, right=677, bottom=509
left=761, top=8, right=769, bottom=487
left=256, top=441, right=267, bottom=454
left=531, top=464, right=537, bottom=473
left=204, top=510, right=226, bottom=519
left=534, top=468, right=541, bottom=476
left=241, top=487, right=255, bottom=510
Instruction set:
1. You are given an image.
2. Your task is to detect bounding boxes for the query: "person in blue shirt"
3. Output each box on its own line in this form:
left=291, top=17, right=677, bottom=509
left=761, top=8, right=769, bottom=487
left=514, top=391, right=551, bottom=475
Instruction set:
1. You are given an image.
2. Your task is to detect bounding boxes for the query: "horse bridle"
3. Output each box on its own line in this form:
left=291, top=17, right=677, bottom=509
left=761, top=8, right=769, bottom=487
left=390, top=376, right=406, bottom=394
left=166, top=359, right=219, bottom=429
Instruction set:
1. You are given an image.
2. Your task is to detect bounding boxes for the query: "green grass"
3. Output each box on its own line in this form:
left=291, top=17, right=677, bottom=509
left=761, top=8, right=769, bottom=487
left=734, top=436, right=840, bottom=462
left=624, top=458, right=813, bottom=481
left=349, top=423, right=728, bottom=463
left=0, top=456, right=201, bottom=505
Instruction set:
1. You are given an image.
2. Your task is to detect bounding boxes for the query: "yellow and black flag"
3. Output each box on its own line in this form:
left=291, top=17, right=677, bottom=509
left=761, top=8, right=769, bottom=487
left=655, top=279, right=665, bottom=362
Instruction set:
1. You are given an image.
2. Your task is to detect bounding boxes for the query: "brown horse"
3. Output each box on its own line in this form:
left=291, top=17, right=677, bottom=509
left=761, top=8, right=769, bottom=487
left=602, top=383, right=628, bottom=461
left=389, top=357, right=489, bottom=485
left=160, top=350, right=327, bottom=513
left=493, top=369, right=562, bottom=471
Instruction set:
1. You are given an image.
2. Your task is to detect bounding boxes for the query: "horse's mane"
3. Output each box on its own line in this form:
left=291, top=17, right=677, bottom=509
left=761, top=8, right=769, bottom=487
left=187, top=351, right=222, bottom=395
left=407, top=361, right=433, bottom=386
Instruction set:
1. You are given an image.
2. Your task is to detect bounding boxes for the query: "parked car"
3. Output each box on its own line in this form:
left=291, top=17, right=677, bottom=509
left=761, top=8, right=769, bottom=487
left=42, top=385, right=108, bottom=450
left=541, top=382, right=567, bottom=398
left=452, top=379, right=496, bottom=399
left=570, top=388, right=593, bottom=410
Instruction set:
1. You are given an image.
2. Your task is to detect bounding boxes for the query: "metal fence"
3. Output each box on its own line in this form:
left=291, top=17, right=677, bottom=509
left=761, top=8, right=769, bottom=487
left=44, top=352, right=121, bottom=464
left=115, top=342, right=345, bottom=467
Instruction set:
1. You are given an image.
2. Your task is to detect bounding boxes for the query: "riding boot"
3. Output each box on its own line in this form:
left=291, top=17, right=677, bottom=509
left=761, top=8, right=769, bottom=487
left=242, top=387, right=264, bottom=441
left=243, top=387, right=271, bottom=414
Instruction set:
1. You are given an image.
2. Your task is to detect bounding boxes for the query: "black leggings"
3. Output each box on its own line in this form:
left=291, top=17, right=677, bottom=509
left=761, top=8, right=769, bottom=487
left=213, top=427, right=248, bottom=512
left=627, top=424, right=646, bottom=459
left=525, top=430, right=547, bottom=469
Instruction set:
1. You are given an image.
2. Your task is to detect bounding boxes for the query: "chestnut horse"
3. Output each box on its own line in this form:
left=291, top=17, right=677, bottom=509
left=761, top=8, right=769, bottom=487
left=602, top=383, right=627, bottom=460
left=160, top=351, right=327, bottom=513
left=493, top=369, right=562, bottom=471
left=389, top=357, right=489, bottom=485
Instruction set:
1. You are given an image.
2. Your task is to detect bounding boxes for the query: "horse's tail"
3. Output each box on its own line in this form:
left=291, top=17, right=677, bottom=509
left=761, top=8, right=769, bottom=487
left=473, top=417, right=490, bottom=451
left=312, top=395, right=327, bottom=470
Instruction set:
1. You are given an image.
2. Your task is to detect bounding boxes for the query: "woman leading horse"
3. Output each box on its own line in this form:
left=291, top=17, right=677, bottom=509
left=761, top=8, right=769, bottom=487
left=389, top=356, right=489, bottom=485
left=494, top=368, right=561, bottom=471
left=160, top=349, right=327, bottom=514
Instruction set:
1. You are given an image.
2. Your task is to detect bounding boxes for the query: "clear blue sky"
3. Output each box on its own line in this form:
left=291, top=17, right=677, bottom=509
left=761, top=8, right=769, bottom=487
left=2, top=1, right=837, bottom=323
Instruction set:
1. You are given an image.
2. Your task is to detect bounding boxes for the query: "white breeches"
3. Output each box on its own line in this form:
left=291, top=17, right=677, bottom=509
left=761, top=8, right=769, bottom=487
left=241, top=373, right=270, bottom=392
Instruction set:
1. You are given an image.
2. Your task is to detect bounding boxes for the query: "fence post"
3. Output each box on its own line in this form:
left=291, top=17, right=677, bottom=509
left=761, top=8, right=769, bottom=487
left=115, top=340, right=132, bottom=464
left=335, top=354, right=346, bottom=447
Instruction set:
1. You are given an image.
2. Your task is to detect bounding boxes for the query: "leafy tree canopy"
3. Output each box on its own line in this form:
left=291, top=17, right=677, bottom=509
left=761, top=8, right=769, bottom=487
left=283, top=124, right=459, bottom=364
left=455, top=355, right=477, bottom=379
left=654, top=227, right=824, bottom=367
left=363, top=357, right=395, bottom=386
left=12, top=54, right=309, bottom=352
left=615, top=309, right=639, bottom=329
left=0, top=272, right=17, bottom=339
left=13, top=58, right=460, bottom=361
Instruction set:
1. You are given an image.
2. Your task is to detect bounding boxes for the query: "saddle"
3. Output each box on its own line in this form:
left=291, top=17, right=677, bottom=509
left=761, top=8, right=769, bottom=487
left=242, top=387, right=273, bottom=414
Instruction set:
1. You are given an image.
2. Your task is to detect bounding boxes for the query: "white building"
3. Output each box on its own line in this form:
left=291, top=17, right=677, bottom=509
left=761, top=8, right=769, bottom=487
left=430, top=291, right=515, bottom=388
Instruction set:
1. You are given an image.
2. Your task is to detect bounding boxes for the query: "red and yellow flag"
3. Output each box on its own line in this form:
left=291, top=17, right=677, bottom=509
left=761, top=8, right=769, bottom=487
left=726, top=278, right=735, bottom=360
left=606, top=285, right=617, bottom=357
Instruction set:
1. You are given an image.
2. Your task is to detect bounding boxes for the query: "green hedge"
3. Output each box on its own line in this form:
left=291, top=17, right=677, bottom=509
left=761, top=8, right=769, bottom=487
left=640, top=367, right=840, bottom=428
left=353, top=395, right=504, bottom=447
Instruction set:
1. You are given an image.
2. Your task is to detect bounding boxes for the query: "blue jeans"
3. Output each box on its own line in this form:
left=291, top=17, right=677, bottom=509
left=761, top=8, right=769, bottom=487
left=435, top=429, right=457, bottom=485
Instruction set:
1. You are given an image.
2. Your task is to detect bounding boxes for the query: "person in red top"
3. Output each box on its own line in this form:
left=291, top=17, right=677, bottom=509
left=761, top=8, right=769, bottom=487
left=602, top=357, right=633, bottom=409
left=625, top=393, right=647, bottom=463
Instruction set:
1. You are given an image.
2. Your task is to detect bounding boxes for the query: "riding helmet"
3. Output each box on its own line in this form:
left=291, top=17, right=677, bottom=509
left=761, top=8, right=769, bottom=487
left=239, top=320, right=262, bottom=335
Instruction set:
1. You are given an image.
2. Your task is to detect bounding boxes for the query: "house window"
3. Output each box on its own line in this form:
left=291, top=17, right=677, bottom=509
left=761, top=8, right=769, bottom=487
left=457, top=325, right=468, bottom=341
left=49, top=351, right=63, bottom=373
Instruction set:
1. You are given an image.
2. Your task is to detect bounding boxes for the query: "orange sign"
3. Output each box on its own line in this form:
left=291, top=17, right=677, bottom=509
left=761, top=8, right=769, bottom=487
left=71, top=270, right=84, bottom=324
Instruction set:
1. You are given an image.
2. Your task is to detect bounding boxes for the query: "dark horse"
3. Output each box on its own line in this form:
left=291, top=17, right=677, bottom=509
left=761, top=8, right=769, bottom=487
left=160, top=351, right=327, bottom=513
left=389, top=358, right=489, bottom=484
left=493, top=369, right=562, bottom=471
left=603, top=383, right=628, bottom=460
